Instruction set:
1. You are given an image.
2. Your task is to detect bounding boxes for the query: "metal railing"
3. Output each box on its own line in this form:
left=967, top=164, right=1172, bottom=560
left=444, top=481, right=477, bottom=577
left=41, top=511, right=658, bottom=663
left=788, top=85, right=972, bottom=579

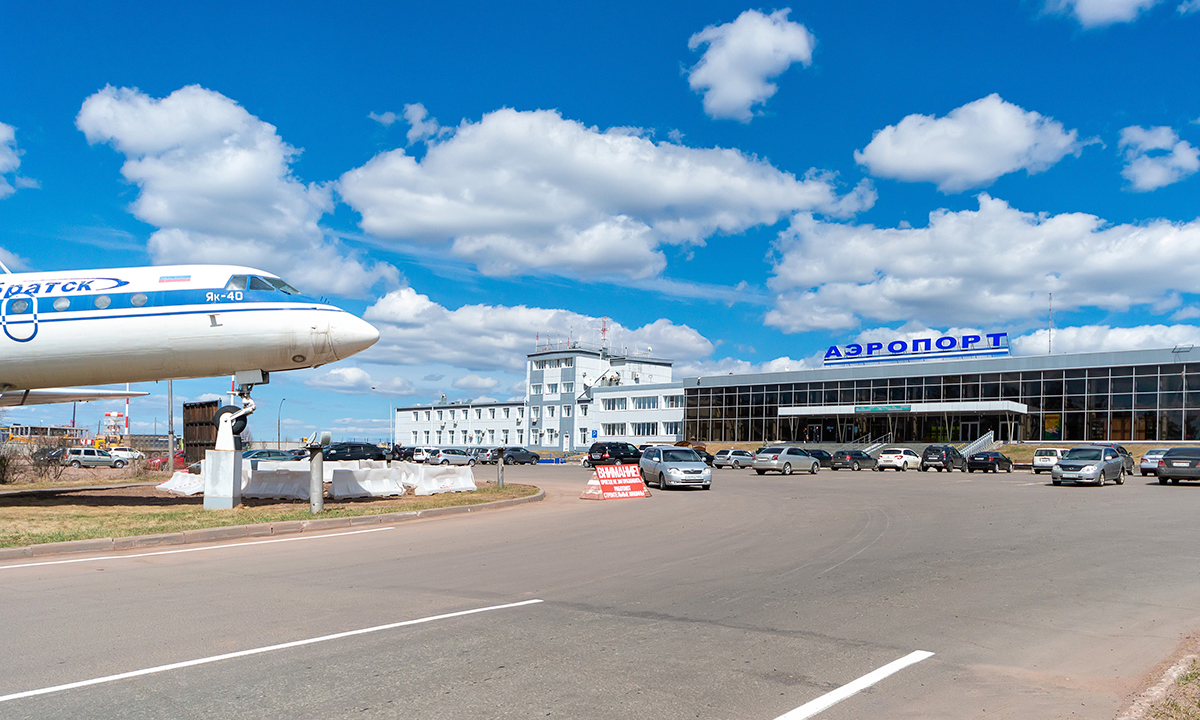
left=959, top=431, right=995, bottom=458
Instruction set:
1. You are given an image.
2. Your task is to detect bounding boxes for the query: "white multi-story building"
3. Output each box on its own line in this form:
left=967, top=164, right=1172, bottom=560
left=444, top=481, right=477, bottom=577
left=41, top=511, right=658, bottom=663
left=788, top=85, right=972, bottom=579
left=590, top=382, right=686, bottom=445
left=393, top=400, right=526, bottom=448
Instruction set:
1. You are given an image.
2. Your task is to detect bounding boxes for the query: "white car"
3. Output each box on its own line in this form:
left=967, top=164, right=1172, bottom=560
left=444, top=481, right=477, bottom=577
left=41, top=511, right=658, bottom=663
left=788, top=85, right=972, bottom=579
left=875, top=448, right=920, bottom=471
left=1032, top=448, right=1065, bottom=474
left=1140, top=448, right=1169, bottom=476
left=411, top=447, right=435, bottom=463
left=108, top=446, right=146, bottom=461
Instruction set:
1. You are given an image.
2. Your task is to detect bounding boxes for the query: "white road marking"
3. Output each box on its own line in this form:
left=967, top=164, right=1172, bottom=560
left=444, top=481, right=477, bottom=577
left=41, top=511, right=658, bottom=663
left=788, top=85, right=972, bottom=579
left=774, top=650, right=935, bottom=719
left=0, top=599, right=544, bottom=703
left=0, top=526, right=395, bottom=571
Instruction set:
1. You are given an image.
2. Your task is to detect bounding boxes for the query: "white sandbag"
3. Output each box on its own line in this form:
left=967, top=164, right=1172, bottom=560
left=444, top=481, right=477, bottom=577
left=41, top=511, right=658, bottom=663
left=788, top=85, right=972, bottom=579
left=242, top=469, right=310, bottom=500
left=157, top=470, right=204, bottom=496
left=412, top=465, right=477, bottom=496
left=330, top=467, right=409, bottom=499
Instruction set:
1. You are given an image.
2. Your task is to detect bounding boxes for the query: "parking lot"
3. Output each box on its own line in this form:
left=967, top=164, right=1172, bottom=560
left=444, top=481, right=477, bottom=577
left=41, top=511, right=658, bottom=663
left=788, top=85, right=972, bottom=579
left=1, top=463, right=1197, bottom=719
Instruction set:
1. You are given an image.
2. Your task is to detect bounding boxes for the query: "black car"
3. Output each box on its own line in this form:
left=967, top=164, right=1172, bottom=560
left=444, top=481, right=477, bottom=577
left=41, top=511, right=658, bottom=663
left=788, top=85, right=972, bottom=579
left=920, top=445, right=965, bottom=472
left=1154, top=446, right=1200, bottom=484
left=586, top=441, right=642, bottom=466
left=803, top=448, right=833, bottom=467
left=967, top=451, right=1013, bottom=473
left=322, top=442, right=387, bottom=462
left=495, top=446, right=540, bottom=465
left=829, top=449, right=877, bottom=471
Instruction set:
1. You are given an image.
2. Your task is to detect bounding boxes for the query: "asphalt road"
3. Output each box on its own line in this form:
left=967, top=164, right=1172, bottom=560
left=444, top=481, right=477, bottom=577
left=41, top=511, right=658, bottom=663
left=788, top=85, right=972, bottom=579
left=2, top=464, right=1199, bottom=719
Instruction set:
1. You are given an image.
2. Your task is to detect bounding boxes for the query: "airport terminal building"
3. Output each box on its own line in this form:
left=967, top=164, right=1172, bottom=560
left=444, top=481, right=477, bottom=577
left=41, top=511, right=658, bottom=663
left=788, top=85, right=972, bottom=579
left=395, top=332, right=1200, bottom=450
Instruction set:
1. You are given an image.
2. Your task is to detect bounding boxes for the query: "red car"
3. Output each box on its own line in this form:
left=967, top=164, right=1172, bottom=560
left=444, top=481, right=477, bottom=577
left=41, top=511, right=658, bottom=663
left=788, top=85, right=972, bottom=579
left=148, top=450, right=187, bottom=470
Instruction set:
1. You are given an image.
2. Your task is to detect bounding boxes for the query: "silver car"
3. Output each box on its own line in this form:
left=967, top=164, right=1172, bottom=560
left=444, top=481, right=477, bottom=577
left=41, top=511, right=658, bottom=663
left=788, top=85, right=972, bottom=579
left=62, top=447, right=126, bottom=468
left=639, top=446, right=711, bottom=490
left=752, top=446, right=819, bottom=475
left=427, top=448, right=475, bottom=466
left=1139, top=448, right=1168, bottom=476
left=713, top=449, right=754, bottom=469
left=1050, top=446, right=1126, bottom=486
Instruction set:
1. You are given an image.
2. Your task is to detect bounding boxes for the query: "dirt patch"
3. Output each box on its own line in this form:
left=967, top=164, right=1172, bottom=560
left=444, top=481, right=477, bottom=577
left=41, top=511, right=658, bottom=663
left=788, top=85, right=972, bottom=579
left=1119, top=635, right=1200, bottom=719
left=0, top=481, right=539, bottom=548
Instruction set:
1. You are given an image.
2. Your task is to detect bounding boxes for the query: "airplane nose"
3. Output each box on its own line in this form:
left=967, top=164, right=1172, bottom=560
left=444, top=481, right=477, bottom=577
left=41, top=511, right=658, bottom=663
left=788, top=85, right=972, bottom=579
left=329, top=312, right=380, bottom=360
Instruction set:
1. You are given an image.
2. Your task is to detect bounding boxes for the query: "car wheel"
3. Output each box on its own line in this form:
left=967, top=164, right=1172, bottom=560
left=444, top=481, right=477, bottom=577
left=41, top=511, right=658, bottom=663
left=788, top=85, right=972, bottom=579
left=114, top=460, right=125, bottom=469
left=1115, top=467, right=1124, bottom=485
left=504, top=456, right=513, bottom=465
left=936, top=467, right=943, bottom=472
left=468, top=459, right=476, bottom=466
left=703, top=483, right=711, bottom=491
left=70, top=460, right=81, bottom=468
left=919, top=464, right=927, bottom=472
left=1095, top=474, right=1104, bottom=486
left=782, top=463, right=792, bottom=476
left=755, top=469, right=765, bottom=475
left=1033, top=469, right=1041, bottom=474
left=658, top=472, right=667, bottom=490
left=1159, top=476, right=1168, bottom=484
left=900, top=462, right=907, bottom=472
left=732, top=460, right=740, bottom=469
left=1053, top=480, right=1061, bottom=486
left=1006, top=464, right=1012, bottom=473
left=1172, top=478, right=1181, bottom=484
left=968, top=468, right=974, bottom=473
left=809, top=462, right=818, bottom=475
left=852, top=461, right=861, bottom=471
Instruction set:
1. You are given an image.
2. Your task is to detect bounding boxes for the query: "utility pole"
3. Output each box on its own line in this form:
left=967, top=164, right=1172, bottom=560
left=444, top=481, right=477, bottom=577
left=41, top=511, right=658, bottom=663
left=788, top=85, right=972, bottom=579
left=167, top=379, right=174, bottom=472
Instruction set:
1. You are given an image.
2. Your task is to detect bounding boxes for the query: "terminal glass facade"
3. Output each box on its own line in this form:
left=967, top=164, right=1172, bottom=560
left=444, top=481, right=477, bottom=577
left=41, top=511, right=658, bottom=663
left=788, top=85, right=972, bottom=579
left=685, top=361, right=1200, bottom=444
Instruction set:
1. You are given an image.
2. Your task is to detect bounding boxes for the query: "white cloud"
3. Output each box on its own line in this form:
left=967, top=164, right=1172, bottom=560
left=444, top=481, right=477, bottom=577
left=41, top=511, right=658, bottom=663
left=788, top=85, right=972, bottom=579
left=339, top=107, right=873, bottom=280
left=362, top=286, right=715, bottom=374
left=76, top=85, right=398, bottom=297
left=855, top=95, right=1082, bottom=193
left=304, top=366, right=417, bottom=395
left=766, top=194, right=1200, bottom=332
left=0, top=122, right=37, bottom=199
left=452, top=374, right=498, bottom=390
left=369, top=111, right=398, bottom=126
left=1181, top=0, right=1200, bottom=13
left=1119, top=125, right=1200, bottom=191
left=1046, top=0, right=1162, bottom=26
left=1012, top=324, right=1200, bottom=354
left=675, top=355, right=812, bottom=378
left=686, top=9, right=816, bottom=122
left=403, top=103, right=444, bottom=145
left=0, top=245, right=27, bottom=271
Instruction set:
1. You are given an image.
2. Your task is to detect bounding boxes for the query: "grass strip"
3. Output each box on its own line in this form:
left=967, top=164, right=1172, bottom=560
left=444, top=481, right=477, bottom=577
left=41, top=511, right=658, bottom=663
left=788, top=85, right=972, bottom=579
left=0, top=484, right=538, bottom=549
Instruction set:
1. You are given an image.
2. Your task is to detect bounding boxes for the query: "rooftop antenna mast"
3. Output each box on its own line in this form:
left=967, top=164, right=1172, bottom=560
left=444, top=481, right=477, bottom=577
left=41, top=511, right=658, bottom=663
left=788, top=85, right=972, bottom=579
left=601, top=317, right=609, bottom=348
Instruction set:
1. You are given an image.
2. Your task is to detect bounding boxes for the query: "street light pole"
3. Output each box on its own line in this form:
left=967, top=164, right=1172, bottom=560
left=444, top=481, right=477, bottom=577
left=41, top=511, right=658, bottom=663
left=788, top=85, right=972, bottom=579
left=277, top=397, right=286, bottom=449
left=371, top=387, right=394, bottom=450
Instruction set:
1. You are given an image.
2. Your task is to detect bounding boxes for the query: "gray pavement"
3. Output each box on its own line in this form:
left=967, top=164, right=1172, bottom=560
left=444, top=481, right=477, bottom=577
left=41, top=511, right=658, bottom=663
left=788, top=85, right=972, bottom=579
left=1, top=464, right=1198, bottom=719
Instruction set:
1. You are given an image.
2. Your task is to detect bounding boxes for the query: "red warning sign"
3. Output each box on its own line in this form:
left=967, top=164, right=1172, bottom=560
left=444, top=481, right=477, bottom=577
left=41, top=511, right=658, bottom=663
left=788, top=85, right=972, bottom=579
left=580, top=463, right=650, bottom=500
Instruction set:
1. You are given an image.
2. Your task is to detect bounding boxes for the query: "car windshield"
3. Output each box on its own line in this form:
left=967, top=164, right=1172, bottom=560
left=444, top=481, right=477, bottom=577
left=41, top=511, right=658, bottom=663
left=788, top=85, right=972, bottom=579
left=1145, top=449, right=1167, bottom=456
left=1064, top=448, right=1103, bottom=460
left=662, top=449, right=699, bottom=463
left=1034, top=449, right=1058, bottom=456
left=760, top=447, right=784, bottom=454
left=1165, top=447, right=1200, bottom=458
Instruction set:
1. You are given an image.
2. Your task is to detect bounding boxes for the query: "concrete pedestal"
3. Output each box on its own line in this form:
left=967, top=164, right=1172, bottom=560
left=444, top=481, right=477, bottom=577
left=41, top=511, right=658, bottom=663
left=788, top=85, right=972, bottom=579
left=204, top=449, right=243, bottom=510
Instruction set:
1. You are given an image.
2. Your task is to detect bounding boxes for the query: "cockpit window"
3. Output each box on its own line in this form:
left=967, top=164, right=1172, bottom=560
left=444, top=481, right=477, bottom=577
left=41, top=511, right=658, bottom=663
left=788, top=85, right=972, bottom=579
left=264, top=277, right=300, bottom=294
left=224, top=275, right=248, bottom=291
left=248, top=276, right=275, bottom=291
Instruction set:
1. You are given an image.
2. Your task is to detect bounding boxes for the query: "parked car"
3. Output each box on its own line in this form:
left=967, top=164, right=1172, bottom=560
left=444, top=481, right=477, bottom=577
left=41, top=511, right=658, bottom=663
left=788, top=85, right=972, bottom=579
left=427, top=448, right=476, bottom=466
left=109, top=446, right=146, bottom=461
left=713, top=449, right=754, bottom=469
left=1154, top=446, right=1200, bottom=484
left=1140, top=448, right=1170, bottom=476
left=322, top=442, right=387, bottom=462
left=639, top=446, right=712, bottom=489
left=494, top=446, right=541, bottom=465
left=753, top=446, right=819, bottom=475
left=242, top=449, right=293, bottom=460
left=586, top=442, right=640, bottom=466
left=967, top=451, right=1013, bottom=473
left=695, top=449, right=715, bottom=466
left=876, top=448, right=921, bottom=471
left=1050, top=446, right=1126, bottom=486
left=920, top=445, right=965, bottom=472
left=1091, top=442, right=1136, bottom=474
left=1032, top=447, right=1065, bottom=474
left=803, top=448, right=833, bottom=468
left=829, top=449, right=877, bottom=471
left=412, top=447, right=435, bottom=463
left=62, top=447, right=126, bottom=468
left=148, top=450, right=187, bottom=470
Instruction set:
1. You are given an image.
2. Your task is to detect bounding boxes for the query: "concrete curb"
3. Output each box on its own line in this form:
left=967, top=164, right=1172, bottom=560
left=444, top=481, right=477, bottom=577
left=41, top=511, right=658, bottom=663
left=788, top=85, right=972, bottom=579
left=0, top=488, right=545, bottom=562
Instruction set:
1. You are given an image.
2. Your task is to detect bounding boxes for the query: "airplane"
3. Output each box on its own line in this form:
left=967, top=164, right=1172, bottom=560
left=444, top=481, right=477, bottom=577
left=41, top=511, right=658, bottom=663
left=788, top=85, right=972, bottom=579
left=0, top=262, right=380, bottom=408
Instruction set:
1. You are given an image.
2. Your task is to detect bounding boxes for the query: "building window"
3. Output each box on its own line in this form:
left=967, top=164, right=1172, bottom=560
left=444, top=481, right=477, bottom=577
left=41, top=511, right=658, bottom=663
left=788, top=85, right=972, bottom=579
left=476, top=408, right=482, bottom=419
left=413, top=411, right=419, bottom=421
left=665, top=395, right=684, bottom=408
left=448, top=430, right=455, bottom=443
left=633, top=396, right=658, bottom=410
left=518, top=407, right=524, bottom=418
left=489, top=408, right=496, bottom=419
left=602, top=397, right=627, bottom=411
left=532, top=406, right=540, bottom=419
left=424, top=430, right=430, bottom=443
left=517, top=430, right=524, bottom=443
left=563, top=405, right=572, bottom=417
left=437, top=410, right=443, bottom=420
left=436, top=431, right=442, bottom=443
left=580, top=405, right=588, bottom=417
left=632, top=422, right=657, bottom=436
left=663, top=422, right=682, bottom=435
left=412, top=431, right=418, bottom=443
left=563, top=382, right=574, bottom=393
left=449, top=409, right=455, bottom=419
left=504, top=407, right=510, bottom=419
left=502, top=429, right=509, bottom=442
left=580, top=428, right=589, bottom=444
left=603, top=423, right=627, bottom=436
left=424, top=411, right=430, bottom=421
left=548, top=405, right=556, bottom=418
left=531, top=384, right=542, bottom=395
left=548, top=383, right=559, bottom=394
left=489, top=429, right=495, bottom=443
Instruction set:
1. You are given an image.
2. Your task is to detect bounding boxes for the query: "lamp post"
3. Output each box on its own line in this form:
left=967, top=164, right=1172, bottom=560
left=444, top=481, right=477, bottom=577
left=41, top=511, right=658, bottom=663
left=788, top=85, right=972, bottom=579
left=371, top=387, right=394, bottom=449
left=277, top=398, right=286, bottom=449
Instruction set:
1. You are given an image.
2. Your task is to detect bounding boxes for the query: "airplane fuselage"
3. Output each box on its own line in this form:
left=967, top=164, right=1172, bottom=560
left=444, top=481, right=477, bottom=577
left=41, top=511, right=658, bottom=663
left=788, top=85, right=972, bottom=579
left=0, top=264, right=379, bottom=392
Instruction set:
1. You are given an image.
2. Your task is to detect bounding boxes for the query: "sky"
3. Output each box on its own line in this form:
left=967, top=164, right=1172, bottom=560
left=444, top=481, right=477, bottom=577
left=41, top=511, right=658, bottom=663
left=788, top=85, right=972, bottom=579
left=3, top=0, right=1200, bottom=444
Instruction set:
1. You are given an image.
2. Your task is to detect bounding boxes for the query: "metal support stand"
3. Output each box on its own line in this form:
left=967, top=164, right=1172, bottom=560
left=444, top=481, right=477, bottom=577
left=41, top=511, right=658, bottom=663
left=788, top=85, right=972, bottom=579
left=203, top=383, right=257, bottom=510
left=307, top=431, right=331, bottom=514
